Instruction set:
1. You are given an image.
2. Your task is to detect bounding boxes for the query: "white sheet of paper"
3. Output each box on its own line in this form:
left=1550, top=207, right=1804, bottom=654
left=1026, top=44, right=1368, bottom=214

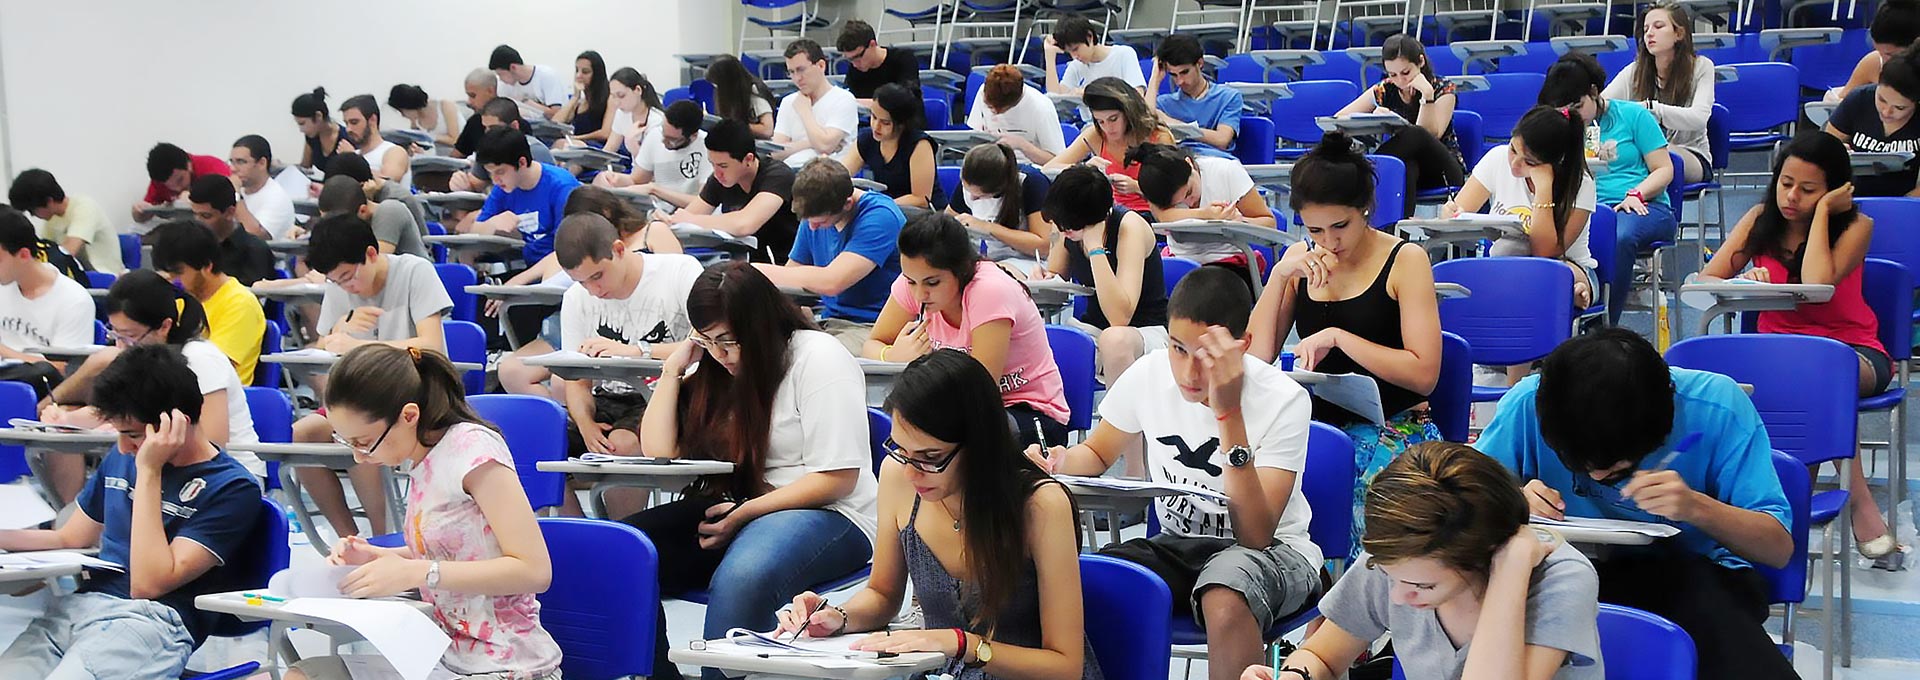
left=1288, top=370, right=1387, bottom=425
left=1530, top=515, right=1681, bottom=538
left=0, top=483, right=56, bottom=529
left=0, top=550, right=123, bottom=571
left=281, top=598, right=451, bottom=680
left=275, top=348, right=339, bottom=360
left=268, top=563, right=355, bottom=598
left=1054, top=475, right=1230, bottom=503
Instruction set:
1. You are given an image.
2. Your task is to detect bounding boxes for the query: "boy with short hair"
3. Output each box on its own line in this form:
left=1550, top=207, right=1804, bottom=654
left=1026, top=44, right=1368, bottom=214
left=836, top=19, right=922, bottom=103
left=461, top=126, right=580, bottom=265
left=1150, top=34, right=1243, bottom=159
left=772, top=38, right=860, bottom=168
left=490, top=44, right=569, bottom=117
left=662, top=118, right=799, bottom=263
left=1044, top=15, right=1147, bottom=96
left=229, top=134, right=297, bottom=239
left=149, top=220, right=266, bottom=385
left=1029, top=267, right=1320, bottom=680
left=0, top=206, right=95, bottom=370
left=755, top=158, right=905, bottom=354
left=135, top=142, right=230, bottom=225
left=8, top=168, right=125, bottom=274
left=186, top=175, right=276, bottom=286
left=0, top=344, right=261, bottom=680
left=317, top=176, right=428, bottom=258
left=596, top=100, right=713, bottom=212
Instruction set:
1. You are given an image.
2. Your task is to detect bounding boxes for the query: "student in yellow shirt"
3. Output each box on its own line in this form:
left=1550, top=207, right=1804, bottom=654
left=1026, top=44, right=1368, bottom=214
left=7, top=169, right=126, bottom=275
left=148, top=220, right=265, bottom=384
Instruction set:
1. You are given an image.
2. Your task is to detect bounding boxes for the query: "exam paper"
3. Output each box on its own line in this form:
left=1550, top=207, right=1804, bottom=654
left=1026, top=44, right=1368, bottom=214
left=268, top=563, right=356, bottom=598
left=1288, top=370, right=1387, bottom=425
left=0, top=550, right=123, bottom=571
left=0, top=483, right=56, bottom=529
left=281, top=598, right=451, bottom=680
left=1529, top=515, right=1681, bottom=538
left=1054, top=475, right=1230, bottom=503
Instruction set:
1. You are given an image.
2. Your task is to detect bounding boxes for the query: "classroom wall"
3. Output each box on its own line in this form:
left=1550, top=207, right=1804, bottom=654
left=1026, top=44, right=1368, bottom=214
left=0, top=0, right=721, bottom=216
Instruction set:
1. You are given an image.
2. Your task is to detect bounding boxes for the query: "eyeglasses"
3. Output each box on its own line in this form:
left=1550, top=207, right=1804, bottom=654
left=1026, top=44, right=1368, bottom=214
left=883, top=438, right=962, bottom=474
left=332, top=419, right=396, bottom=457
left=108, top=326, right=156, bottom=347
left=691, top=333, right=741, bottom=354
left=326, top=264, right=362, bottom=288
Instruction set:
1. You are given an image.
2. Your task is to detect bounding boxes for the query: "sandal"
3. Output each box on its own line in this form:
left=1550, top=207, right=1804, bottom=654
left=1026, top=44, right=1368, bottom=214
left=1859, top=534, right=1910, bottom=571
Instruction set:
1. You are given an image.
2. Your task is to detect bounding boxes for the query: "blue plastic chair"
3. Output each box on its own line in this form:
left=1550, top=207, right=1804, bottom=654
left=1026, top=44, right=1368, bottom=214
left=1161, top=257, right=1202, bottom=296
left=93, top=319, right=108, bottom=346
left=1167, top=423, right=1354, bottom=650
left=538, top=517, right=659, bottom=679
left=1082, top=554, right=1173, bottom=680
left=1432, top=258, right=1572, bottom=402
left=0, top=382, right=36, bottom=482
left=253, top=320, right=284, bottom=388
left=86, top=270, right=115, bottom=320
left=1792, top=27, right=1870, bottom=92
left=120, top=233, right=142, bottom=271
left=1597, top=604, right=1697, bottom=680
left=472, top=395, right=569, bottom=512
left=1764, top=448, right=1815, bottom=664
left=426, top=221, right=449, bottom=264
left=1414, top=110, right=1485, bottom=209
left=663, top=87, right=695, bottom=107
left=866, top=407, right=890, bottom=475
left=435, top=262, right=479, bottom=324
left=1431, top=331, right=1473, bottom=443
left=1270, top=81, right=1361, bottom=158
left=1456, top=72, right=1546, bottom=141
left=1681, top=104, right=1731, bottom=245
left=1218, top=53, right=1268, bottom=84
left=924, top=96, right=954, bottom=131
left=1717, top=62, right=1799, bottom=154
left=1368, top=154, right=1406, bottom=228
left=443, top=319, right=487, bottom=395
left=246, top=386, right=292, bottom=492
left=1583, top=202, right=1615, bottom=324
left=189, top=497, right=290, bottom=680
left=1235, top=115, right=1277, bottom=166
left=1045, top=324, right=1096, bottom=433
left=689, top=79, right=717, bottom=112
left=1665, top=334, right=1856, bottom=676
left=1859, top=197, right=1920, bottom=326
left=936, top=165, right=961, bottom=204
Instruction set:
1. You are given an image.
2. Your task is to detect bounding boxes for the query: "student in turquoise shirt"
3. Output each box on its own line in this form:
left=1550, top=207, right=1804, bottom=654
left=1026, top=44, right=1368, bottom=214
left=1538, top=51, right=1678, bottom=324
left=757, top=158, right=906, bottom=354
left=1476, top=329, right=1795, bottom=680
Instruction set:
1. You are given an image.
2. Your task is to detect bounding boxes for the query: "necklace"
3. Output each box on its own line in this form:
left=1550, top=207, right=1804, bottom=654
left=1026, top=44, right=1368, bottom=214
left=938, top=497, right=962, bottom=532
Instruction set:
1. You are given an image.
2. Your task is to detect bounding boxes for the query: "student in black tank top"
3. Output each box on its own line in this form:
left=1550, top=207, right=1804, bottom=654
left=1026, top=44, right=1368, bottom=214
left=1039, top=166, right=1169, bottom=386
left=1247, top=131, right=1445, bottom=559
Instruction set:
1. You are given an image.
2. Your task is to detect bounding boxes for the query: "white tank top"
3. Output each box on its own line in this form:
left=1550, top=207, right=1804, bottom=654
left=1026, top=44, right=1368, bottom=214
left=359, top=139, right=413, bottom=190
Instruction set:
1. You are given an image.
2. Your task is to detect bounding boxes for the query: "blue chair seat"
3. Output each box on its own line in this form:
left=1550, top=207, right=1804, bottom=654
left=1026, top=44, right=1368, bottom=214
left=677, top=565, right=872, bottom=605
left=1681, top=180, right=1720, bottom=198
left=1415, top=186, right=1458, bottom=203
left=1810, top=489, right=1850, bottom=526
left=365, top=532, right=406, bottom=548
left=885, top=6, right=946, bottom=21
left=1728, top=133, right=1788, bottom=151
left=1859, top=386, right=1906, bottom=411
left=1471, top=384, right=1509, bottom=403
left=1168, top=606, right=1318, bottom=646
left=183, top=661, right=261, bottom=680
left=1275, top=148, right=1308, bottom=160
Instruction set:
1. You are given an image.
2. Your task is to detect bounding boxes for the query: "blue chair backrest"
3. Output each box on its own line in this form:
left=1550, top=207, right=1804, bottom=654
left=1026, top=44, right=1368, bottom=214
left=1235, top=115, right=1277, bottom=166
left=1718, top=62, right=1801, bottom=135
left=443, top=319, right=487, bottom=395
left=937, top=165, right=962, bottom=203
left=1862, top=258, right=1914, bottom=363
left=245, top=386, right=293, bottom=443
left=1665, top=152, right=1684, bottom=208
left=1433, top=257, right=1572, bottom=366
left=538, top=517, right=659, bottom=679
left=120, top=233, right=142, bottom=270
left=1219, top=53, right=1268, bottom=83
left=689, top=79, right=716, bottom=112
left=1045, top=324, right=1097, bottom=431
left=663, top=87, right=695, bottom=107
left=1432, top=331, right=1473, bottom=443
left=426, top=221, right=449, bottom=263
left=1597, top=604, right=1696, bottom=680
left=1760, top=449, right=1812, bottom=607
left=1707, top=103, right=1732, bottom=171
left=866, top=407, right=890, bottom=475
left=1456, top=73, right=1546, bottom=140
left=207, top=497, right=291, bottom=638
left=1587, top=205, right=1616, bottom=296
left=1303, top=422, right=1357, bottom=562
left=1452, top=109, right=1486, bottom=169
left=435, top=263, right=479, bottom=323
left=1270, top=80, right=1361, bottom=145
left=254, top=320, right=284, bottom=388
left=1861, top=197, right=1920, bottom=278
left=964, top=71, right=986, bottom=115
left=93, top=319, right=108, bottom=345
left=1161, top=257, right=1202, bottom=295
left=84, top=270, right=115, bottom=290
left=472, top=395, right=569, bottom=512
left=0, top=382, right=35, bottom=482
left=924, top=97, right=953, bottom=130
left=1791, top=27, right=1870, bottom=91
left=1080, top=554, right=1173, bottom=680
left=1664, top=334, right=1859, bottom=468
left=1368, top=154, right=1406, bottom=228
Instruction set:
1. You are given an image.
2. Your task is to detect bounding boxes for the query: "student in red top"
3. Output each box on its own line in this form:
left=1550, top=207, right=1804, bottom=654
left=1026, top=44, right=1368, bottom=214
left=134, top=143, right=230, bottom=223
left=1698, top=130, right=1903, bottom=565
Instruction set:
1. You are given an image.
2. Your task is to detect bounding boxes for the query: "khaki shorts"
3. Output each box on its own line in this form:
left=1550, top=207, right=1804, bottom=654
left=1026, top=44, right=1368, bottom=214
left=288, top=655, right=561, bottom=680
left=819, top=318, right=875, bottom=355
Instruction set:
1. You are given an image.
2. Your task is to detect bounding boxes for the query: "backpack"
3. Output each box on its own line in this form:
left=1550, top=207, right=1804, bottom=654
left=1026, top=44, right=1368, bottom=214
left=38, top=238, right=92, bottom=285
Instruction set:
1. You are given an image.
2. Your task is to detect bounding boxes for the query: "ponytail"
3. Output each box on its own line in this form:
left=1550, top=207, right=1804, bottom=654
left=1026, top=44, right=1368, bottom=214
left=105, top=269, right=208, bottom=345
left=1511, top=106, right=1589, bottom=249
left=1127, top=142, right=1197, bottom=209
left=960, top=142, right=1026, bottom=228
left=326, top=344, right=495, bottom=446
left=1289, top=130, right=1377, bottom=213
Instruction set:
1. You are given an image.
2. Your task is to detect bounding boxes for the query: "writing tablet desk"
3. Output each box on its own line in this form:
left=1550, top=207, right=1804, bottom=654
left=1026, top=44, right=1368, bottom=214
left=423, top=233, right=525, bottom=260
left=1678, top=281, right=1834, bottom=337
left=1151, top=220, right=1298, bottom=295
left=25, top=345, right=105, bottom=364
left=1056, top=477, right=1184, bottom=549
left=230, top=442, right=401, bottom=556
left=536, top=459, right=736, bottom=518
left=670, top=644, right=945, bottom=680
left=466, top=284, right=567, bottom=348
left=195, top=590, right=432, bottom=675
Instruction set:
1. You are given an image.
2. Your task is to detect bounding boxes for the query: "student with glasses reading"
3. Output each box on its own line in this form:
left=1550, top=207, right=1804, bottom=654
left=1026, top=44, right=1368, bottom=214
left=777, top=349, right=1101, bottom=680
left=623, top=260, right=877, bottom=680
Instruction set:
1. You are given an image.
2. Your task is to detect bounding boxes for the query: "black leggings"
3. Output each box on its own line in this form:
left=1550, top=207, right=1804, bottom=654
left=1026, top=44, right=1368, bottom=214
left=1377, top=125, right=1467, bottom=218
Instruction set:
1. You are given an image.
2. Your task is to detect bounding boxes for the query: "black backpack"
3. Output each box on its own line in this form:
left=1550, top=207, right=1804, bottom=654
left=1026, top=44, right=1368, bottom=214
left=38, top=238, right=93, bottom=285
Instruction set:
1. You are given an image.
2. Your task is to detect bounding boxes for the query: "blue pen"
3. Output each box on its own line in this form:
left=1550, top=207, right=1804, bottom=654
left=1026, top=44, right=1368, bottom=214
left=1645, top=432, right=1702, bottom=474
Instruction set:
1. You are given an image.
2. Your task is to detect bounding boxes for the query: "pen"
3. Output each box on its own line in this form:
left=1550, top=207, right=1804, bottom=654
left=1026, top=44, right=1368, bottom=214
left=1033, top=417, right=1046, bottom=449
left=1644, top=432, right=1702, bottom=474
left=1268, top=636, right=1281, bottom=677
left=791, top=599, right=829, bottom=642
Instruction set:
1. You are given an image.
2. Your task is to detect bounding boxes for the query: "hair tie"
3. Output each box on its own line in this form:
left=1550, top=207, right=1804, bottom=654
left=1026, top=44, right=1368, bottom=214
left=406, top=346, right=423, bottom=363
left=1559, top=107, right=1572, bottom=120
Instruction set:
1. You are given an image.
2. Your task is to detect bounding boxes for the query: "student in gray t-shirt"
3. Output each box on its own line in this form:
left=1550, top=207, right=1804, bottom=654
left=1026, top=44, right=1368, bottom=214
left=1255, top=443, right=1603, bottom=680
left=316, top=176, right=428, bottom=259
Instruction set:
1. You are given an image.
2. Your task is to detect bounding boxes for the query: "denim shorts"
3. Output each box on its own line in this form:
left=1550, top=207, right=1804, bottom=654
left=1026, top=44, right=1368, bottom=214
left=0, top=591, right=193, bottom=679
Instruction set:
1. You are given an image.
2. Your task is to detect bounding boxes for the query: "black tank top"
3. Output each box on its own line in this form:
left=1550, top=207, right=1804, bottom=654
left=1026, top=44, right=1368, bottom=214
left=306, top=123, right=348, bottom=170
left=1293, top=241, right=1428, bottom=425
left=1066, top=207, right=1167, bottom=329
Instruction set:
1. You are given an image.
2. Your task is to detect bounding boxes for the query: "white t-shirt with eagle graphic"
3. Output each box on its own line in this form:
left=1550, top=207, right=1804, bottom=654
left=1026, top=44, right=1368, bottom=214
left=1098, top=350, right=1321, bottom=568
left=1474, top=145, right=1599, bottom=272
left=559, top=252, right=703, bottom=395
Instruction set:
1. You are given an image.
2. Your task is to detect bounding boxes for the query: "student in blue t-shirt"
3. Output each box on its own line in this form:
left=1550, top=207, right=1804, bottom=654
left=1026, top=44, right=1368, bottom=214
left=1147, top=34, right=1243, bottom=160
left=1476, top=328, right=1796, bottom=680
left=461, top=126, right=581, bottom=263
left=1537, top=52, right=1677, bottom=323
left=755, top=158, right=906, bottom=354
left=0, top=344, right=261, bottom=680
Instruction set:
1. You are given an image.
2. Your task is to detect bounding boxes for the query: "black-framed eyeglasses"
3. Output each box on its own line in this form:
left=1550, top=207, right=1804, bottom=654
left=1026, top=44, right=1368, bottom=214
left=883, top=437, right=962, bottom=474
left=108, top=326, right=157, bottom=347
left=333, top=419, right=396, bottom=457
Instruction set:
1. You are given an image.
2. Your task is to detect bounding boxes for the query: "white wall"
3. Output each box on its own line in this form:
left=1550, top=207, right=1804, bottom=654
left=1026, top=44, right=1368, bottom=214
left=0, top=0, right=725, bottom=215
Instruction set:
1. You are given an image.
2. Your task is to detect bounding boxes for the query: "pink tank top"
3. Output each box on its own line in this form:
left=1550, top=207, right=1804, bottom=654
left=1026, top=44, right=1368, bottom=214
left=1752, top=252, right=1883, bottom=355
left=1093, top=137, right=1151, bottom=211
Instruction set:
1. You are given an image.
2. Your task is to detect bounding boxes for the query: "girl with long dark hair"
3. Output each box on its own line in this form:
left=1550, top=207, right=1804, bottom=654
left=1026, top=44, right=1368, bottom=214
left=1043, top=77, right=1174, bottom=212
left=706, top=54, right=778, bottom=139
left=948, top=142, right=1055, bottom=267
left=777, top=349, right=1100, bottom=680
left=1333, top=33, right=1466, bottom=211
left=842, top=83, right=943, bottom=209
left=1445, top=105, right=1600, bottom=311
left=626, top=261, right=877, bottom=680
left=292, top=86, right=348, bottom=172
left=555, top=50, right=613, bottom=142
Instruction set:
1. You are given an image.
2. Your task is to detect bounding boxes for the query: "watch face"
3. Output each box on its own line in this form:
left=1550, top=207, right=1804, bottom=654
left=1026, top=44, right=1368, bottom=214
left=1228, top=445, right=1252, bottom=467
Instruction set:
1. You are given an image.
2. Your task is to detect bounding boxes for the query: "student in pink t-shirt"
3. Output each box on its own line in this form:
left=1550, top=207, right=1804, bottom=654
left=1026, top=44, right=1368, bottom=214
left=864, top=211, right=1072, bottom=446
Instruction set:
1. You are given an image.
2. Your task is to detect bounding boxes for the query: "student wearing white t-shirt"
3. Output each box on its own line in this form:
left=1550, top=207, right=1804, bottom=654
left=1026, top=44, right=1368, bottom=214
left=772, top=39, right=860, bottom=168
left=1044, top=15, right=1148, bottom=97
left=491, top=44, right=570, bottom=117
left=602, top=67, right=665, bottom=157
left=339, top=95, right=412, bottom=190
left=626, top=261, right=877, bottom=680
left=1029, top=267, right=1321, bottom=680
left=229, top=135, right=297, bottom=240
left=0, top=209, right=94, bottom=366
left=967, top=64, right=1068, bottom=165
left=595, top=100, right=712, bottom=212
left=41, top=270, right=264, bottom=505
left=1443, top=105, right=1600, bottom=309
left=1131, top=143, right=1278, bottom=287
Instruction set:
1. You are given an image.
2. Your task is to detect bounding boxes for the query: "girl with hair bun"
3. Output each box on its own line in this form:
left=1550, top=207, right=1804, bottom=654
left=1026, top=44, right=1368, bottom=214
left=1248, top=131, right=1443, bottom=557
left=947, top=142, right=1056, bottom=268
left=1243, top=442, right=1604, bottom=680
left=387, top=83, right=464, bottom=149
left=291, top=86, right=348, bottom=172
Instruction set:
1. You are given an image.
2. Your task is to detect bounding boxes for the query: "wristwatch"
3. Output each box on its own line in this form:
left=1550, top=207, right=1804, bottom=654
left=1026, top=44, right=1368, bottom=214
left=966, top=637, right=994, bottom=669
left=425, top=560, right=442, bottom=589
left=1626, top=188, right=1645, bottom=203
left=1225, top=444, right=1253, bottom=468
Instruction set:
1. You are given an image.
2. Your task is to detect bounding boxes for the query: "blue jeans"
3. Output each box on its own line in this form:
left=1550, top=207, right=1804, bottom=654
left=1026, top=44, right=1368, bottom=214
left=623, top=498, right=873, bottom=680
left=0, top=592, right=193, bottom=680
left=1608, top=200, right=1677, bottom=324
